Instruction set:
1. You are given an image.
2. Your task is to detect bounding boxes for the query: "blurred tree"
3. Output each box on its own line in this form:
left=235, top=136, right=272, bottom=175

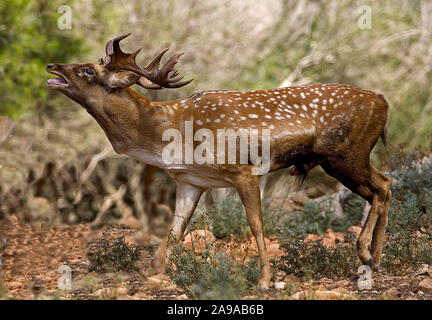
left=0, top=0, right=85, bottom=119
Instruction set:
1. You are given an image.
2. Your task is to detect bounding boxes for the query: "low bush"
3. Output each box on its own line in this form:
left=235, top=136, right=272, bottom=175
left=380, top=151, right=432, bottom=274
left=279, top=235, right=358, bottom=280
left=278, top=197, right=364, bottom=241
left=167, top=245, right=260, bottom=299
left=87, top=237, right=141, bottom=273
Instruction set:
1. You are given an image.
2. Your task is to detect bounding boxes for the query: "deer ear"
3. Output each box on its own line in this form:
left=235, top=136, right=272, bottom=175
left=105, top=71, right=140, bottom=88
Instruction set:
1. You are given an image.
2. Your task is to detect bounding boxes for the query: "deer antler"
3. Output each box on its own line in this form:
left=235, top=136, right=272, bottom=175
left=102, top=33, right=193, bottom=89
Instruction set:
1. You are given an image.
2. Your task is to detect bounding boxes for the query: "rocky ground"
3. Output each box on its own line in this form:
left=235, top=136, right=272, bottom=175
left=1, top=216, right=432, bottom=300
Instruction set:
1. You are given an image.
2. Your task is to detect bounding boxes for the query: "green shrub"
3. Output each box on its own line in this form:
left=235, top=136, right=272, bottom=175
left=380, top=150, right=432, bottom=274
left=278, top=197, right=363, bottom=241
left=166, top=244, right=209, bottom=289
left=241, top=257, right=261, bottom=288
left=279, top=236, right=358, bottom=280
left=332, top=197, right=365, bottom=232
left=279, top=200, right=329, bottom=239
left=190, top=253, right=248, bottom=300
left=381, top=193, right=432, bottom=274
left=207, top=197, right=250, bottom=239
left=167, top=245, right=258, bottom=299
left=88, top=237, right=141, bottom=273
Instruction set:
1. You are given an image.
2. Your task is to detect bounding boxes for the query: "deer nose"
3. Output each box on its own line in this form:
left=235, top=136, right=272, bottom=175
left=46, top=64, right=54, bottom=71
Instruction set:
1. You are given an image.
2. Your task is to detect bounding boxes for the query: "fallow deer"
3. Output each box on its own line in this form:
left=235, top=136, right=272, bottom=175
left=46, top=33, right=392, bottom=289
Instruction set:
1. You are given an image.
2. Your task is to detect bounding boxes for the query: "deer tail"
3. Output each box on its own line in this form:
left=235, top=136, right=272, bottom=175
left=378, top=94, right=390, bottom=146
left=381, top=122, right=388, bottom=146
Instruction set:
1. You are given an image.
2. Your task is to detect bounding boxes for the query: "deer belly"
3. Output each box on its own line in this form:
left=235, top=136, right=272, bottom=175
left=173, top=172, right=233, bottom=188
left=126, top=149, right=169, bottom=168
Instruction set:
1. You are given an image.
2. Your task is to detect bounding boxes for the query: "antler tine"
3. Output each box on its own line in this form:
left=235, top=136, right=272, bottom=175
left=141, top=49, right=193, bottom=87
left=103, top=33, right=192, bottom=89
left=104, top=33, right=142, bottom=72
left=170, top=70, right=179, bottom=78
left=144, top=48, right=169, bottom=73
left=149, top=52, right=193, bottom=88
left=159, top=53, right=183, bottom=79
left=105, top=33, right=131, bottom=56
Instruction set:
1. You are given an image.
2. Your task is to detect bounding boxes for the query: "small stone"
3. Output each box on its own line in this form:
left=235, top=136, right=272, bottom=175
left=165, top=285, right=178, bottom=291
left=322, top=229, right=344, bottom=248
left=418, top=278, right=432, bottom=292
left=290, top=291, right=306, bottom=300
left=94, top=288, right=108, bottom=297
left=133, top=292, right=151, bottom=299
left=116, top=287, right=128, bottom=296
left=274, top=282, right=285, bottom=290
left=316, top=284, right=328, bottom=291
left=385, top=287, right=399, bottom=296
left=335, top=280, right=350, bottom=288
left=147, top=276, right=170, bottom=287
left=8, top=281, right=22, bottom=289
left=249, top=237, right=284, bottom=258
left=290, top=290, right=353, bottom=300
left=333, top=287, right=352, bottom=295
left=305, top=234, right=320, bottom=243
left=418, top=264, right=429, bottom=275
left=176, top=294, right=188, bottom=300
left=315, top=290, right=353, bottom=300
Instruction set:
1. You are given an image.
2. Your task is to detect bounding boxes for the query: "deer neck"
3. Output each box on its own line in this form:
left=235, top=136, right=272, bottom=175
left=83, top=88, right=175, bottom=166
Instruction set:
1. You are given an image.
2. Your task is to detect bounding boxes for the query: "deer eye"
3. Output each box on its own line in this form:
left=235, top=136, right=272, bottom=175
left=84, top=67, right=95, bottom=76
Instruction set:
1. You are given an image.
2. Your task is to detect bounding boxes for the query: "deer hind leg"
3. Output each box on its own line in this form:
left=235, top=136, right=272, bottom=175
left=235, top=175, right=270, bottom=290
left=320, top=160, right=386, bottom=268
left=369, top=166, right=392, bottom=270
left=152, top=182, right=203, bottom=274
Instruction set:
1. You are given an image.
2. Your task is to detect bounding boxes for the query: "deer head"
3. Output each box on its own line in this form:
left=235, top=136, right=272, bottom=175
left=46, top=33, right=192, bottom=105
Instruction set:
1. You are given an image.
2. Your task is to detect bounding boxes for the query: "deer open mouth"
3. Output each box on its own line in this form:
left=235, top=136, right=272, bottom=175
left=46, top=71, right=69, bottom=88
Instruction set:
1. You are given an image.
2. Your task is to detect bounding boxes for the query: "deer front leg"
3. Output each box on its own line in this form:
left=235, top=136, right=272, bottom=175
left=235, top=175, right=271, bottom=290
left=152, top=182, right=204, bottom=274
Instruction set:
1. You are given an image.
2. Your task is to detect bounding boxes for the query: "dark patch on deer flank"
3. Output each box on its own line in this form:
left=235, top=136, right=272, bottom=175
left=274, top=145, right=323, bottom=168
left=324, top=123, right=351, bottom=143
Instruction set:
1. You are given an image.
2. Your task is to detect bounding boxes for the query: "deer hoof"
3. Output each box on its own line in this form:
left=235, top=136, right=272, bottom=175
left=364, top=257, right=374, bottom=269
left=372, top=262, right=380, bottom=272
left=258, top=279, right=270, bottom=291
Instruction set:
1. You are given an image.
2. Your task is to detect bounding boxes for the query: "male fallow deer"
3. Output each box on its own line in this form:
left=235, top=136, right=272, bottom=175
left=46, top=34, right=391, bottom=289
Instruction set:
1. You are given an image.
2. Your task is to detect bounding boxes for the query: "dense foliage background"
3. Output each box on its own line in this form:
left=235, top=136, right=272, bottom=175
left=0, top=0, right=84, bottom=118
